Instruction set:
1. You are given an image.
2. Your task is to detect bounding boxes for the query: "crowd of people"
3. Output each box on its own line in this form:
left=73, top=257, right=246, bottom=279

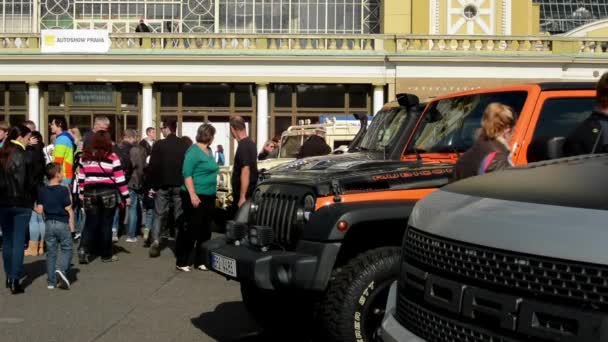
left=2, top=73, right=605, bottom=295
left=0, top=115, right=257, bottom=294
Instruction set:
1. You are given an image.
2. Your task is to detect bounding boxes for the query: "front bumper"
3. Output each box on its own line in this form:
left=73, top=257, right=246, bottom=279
left=201, top=238, right=340, bottom=291
left=380, top=281, right=426, bottom=342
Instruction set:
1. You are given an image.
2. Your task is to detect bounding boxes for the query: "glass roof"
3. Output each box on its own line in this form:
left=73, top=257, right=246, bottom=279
left=535, top=0, right=608, bottom=33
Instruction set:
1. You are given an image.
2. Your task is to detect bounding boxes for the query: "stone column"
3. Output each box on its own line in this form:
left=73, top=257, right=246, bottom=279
left=256, top=83, right=269, bottom=152
left=372, top=84, right=385, bottom=115
left=141, top=83, right=153, bottom=138
left=28, top=82, right=40, bottom=129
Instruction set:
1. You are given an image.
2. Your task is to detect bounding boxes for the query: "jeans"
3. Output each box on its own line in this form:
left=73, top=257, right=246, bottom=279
left=0, top=207, right=32, bottom=281
left=176, top=192, right=215, bottom=267
left=80, top=188, right=118, bottom=260
left=145, top=208, right=155, bottom=230
left=44, top=220, right=73, bottom=285
left=73, top=194, right=85, bottom=235
left=152, top=187, right=183, bottom=243
left=127, top=190, right=140, bottom=238
left=29, top=211, right=46, bottom=241
left=112, top=208, right=119, bottom=235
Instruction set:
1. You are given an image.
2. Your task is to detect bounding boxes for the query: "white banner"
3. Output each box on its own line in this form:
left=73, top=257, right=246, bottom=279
left=41, top=30, right=110, bottom=54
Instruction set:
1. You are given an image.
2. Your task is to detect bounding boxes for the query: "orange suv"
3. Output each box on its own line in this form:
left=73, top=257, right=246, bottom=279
left=203, top=82, right=597, bottom=342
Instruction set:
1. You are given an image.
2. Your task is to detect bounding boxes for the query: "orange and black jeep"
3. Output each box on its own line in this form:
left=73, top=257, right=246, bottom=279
left=202, top=82, right=597, bottom=342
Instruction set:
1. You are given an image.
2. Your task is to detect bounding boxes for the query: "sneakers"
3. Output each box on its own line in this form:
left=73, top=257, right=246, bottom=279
left=142, top=228, right=150, bottom=241
left=176, top=266, right=191, bottom=272
left=102, top=255, right=119, bottom=263
left=149, top=241, right=161, bottom=258
left=197, top=265, right=209, bottom=271
left=55, top=270, right=70, bottom=290
left=125, top=237, right=138, bottom=243
left=112, top=232, right=119, bottom=243
left=78, top=249, right=89, bottom=265
left=47, top=285, right=55, bottom=290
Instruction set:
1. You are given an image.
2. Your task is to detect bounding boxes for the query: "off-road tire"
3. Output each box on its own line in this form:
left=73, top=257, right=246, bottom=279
left=319, top=247, right=401, bottom=342
left=240, top=283, right=317, bottom=338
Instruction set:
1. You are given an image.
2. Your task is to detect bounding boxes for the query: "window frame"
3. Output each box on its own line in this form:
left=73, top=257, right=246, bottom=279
left=516, top=90, right=597, bottom=164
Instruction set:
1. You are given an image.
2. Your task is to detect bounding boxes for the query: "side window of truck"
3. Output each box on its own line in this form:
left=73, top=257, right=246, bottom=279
left=527, top=97, right=595, bottom=162
left=413, top=91, right=527, bottom=152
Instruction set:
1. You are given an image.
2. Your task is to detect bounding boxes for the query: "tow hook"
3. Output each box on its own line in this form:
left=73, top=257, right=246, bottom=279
left=332, top=180, right=343, bottom=202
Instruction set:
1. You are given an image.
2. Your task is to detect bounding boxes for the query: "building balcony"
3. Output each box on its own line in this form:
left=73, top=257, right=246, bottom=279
left=1, top=33, right=607, bottom=58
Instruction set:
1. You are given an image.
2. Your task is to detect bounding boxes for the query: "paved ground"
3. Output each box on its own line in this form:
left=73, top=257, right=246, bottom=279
left=0, top=236, right=267, bottom=342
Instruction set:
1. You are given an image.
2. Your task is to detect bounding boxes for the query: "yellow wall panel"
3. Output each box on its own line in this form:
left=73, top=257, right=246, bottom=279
left=411, top=0, right=430, bottom=34
left=383, top=0, right=412, bottom=33
left=384, top=14, right=412, bottom=34
left=532, top=4, right=540, bottom=34
left=439, top=0, right=447, bottom=34
left=511, top=0, right=534, bottom=35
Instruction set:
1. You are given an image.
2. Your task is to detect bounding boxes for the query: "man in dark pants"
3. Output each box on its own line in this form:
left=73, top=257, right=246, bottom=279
left=147, top=119, right=188, bottom=258
left=564, top=72, right=608, bottom=156
left=229, top=116, right=258, bottom=214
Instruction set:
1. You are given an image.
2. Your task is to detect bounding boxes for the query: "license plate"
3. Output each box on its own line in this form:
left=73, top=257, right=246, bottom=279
left=211, top=253, right=237, bottom=277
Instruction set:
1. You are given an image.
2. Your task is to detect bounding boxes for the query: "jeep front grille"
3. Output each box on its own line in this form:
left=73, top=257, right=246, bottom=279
left=403, top=227, right=608, bottom=311
left=255, top=192, right=299, bottom=247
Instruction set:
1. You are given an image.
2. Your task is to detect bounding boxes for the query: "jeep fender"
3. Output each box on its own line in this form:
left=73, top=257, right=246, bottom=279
left=301, top=200, right=417, bottom=241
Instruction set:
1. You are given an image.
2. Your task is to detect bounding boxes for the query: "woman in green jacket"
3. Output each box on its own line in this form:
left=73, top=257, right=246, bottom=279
left=176, top=124, right=219, bottom=272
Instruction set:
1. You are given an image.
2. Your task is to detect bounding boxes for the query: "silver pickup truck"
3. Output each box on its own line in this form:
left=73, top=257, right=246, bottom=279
left=381, top=154, right=608, bottom=342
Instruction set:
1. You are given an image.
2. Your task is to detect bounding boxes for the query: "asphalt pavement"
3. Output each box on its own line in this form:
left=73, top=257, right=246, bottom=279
left=0, top=236, right=267, bottom=342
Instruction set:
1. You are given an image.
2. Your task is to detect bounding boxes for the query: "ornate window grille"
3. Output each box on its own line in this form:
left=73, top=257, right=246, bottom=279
left=4, top=0, right=379, bottom=34
left=1, top=0, right=34, bottom=33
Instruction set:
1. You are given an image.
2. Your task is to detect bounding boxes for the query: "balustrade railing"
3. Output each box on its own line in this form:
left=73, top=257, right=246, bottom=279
left=394, top=35, right=553, bottom=53
left=110, top=34, right=379, bottom=51
left=0, top=33, right=607, bottom=56
left=0, top=34, right=39, bottom=50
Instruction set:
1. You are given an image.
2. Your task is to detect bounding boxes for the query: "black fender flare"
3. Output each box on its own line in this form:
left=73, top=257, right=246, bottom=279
left=300, top=200, right=418, bottom=241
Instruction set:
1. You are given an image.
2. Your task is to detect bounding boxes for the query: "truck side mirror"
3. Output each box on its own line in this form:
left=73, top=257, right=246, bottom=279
left=353, top=113, right=368, bottom=126
left=396, top=93, right=420, bottom=108
left=547, top=136, right=566, bottom=160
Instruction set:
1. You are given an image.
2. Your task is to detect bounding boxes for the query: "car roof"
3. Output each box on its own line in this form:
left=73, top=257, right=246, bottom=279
left=431, top=82, right=596, bottom=101
left=537, top=82, right=596, bottom=91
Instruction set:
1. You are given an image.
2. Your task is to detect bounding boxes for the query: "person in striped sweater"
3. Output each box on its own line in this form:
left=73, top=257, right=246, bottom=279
left=77, top=131, right=130, bottom=264
left=51, top=117, right=75, bottom=186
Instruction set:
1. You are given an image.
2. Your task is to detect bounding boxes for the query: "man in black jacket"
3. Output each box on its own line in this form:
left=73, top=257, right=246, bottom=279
left=147, top=119, right=188, bottom=257
left=135, top=18, right=151, bottom=47
left=297, top=130, right=331, bottom=159
left=564, top=72, right=608, bottom=156
left=139, top=127, right=155, bottom=157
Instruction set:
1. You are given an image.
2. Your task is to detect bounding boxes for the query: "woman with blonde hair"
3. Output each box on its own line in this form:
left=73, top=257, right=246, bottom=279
left=452, top=102, right=515, bottom=181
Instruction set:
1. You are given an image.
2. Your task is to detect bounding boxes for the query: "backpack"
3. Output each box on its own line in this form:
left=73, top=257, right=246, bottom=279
left=114, top=143, right=134, bottom=182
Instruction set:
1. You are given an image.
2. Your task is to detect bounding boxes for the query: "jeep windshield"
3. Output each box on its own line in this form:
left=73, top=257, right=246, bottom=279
left=357, top=107, right=408, bottom=152
left=409, top=91, right=528, bottom=154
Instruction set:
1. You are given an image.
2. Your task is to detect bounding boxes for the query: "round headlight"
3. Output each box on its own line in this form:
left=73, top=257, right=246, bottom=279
left=252, top=189, right=262, bottom=204
left=304, top=195, right=315, bottom=212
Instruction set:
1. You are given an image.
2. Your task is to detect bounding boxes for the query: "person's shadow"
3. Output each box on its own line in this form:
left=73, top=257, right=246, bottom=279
left=191, top=301, right=312, bottom=342
left=21, top=259, right=81, bottom=289
left=191, top=301, right=270, bottom=342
